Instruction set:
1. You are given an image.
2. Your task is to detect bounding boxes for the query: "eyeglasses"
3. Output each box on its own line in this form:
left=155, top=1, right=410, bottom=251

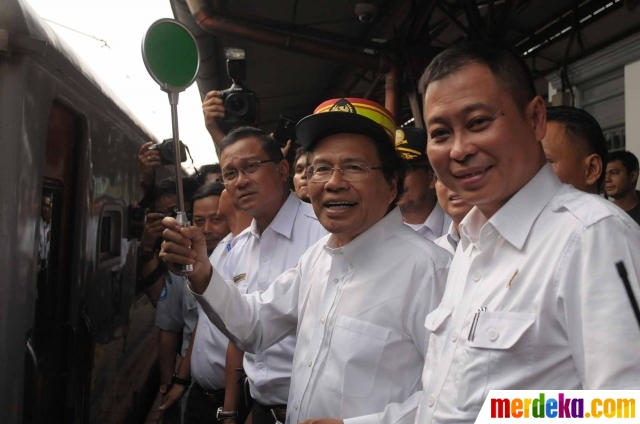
left=221, top=159, right=275, bottom=184
left=306, top=162, right=383, bottom=183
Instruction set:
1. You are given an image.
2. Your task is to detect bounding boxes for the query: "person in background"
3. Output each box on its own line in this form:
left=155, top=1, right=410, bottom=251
left=605, top=150, right=640, bottom=224
left=190, top=183, right=230, bottom=256
left=416, top=40, right=640, bottom=423
left=433, top=177, right=472, bottom=255
left=292, top=147, right=310, bottom=202
left=542, top=106, right=608, bottom=194
left=199, top=164, right=222, bottom=184
left=395, top=127, right=451, bottom=240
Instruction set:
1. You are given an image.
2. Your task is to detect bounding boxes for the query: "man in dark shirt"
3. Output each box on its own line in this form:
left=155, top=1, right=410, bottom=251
left=605, top=150, right=640, bottom=224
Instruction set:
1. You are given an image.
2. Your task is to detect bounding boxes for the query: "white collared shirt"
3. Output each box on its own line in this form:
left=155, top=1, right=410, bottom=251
left=417, top=164, right=640, bottom=424
left=433, top=222, right=459, bottom=255
left=190, top=232, right=245, bottom=391
left=218, top=192, right=327, bottom=405
left=192, top=207, right=451, bottom=424
left=405, top=203, right=452, bottom=241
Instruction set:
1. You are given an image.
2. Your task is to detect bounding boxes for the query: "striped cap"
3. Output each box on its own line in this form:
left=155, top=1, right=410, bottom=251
left=296, top=98, right=396, bottom=149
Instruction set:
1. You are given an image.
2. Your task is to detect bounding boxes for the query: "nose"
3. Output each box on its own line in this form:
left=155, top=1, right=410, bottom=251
left=450, top=131, right=477, bottom=163
left=324, top=167, right=349, bottom=191
left=235, top=169, right=251, bottom=188
left=203, top=219, right=213, bottom=234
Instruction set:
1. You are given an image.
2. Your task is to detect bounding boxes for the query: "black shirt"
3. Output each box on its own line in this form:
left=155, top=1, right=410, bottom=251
left=625, top=203, right=640, bottom=226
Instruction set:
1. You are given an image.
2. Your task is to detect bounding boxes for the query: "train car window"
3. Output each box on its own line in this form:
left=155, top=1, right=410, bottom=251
left=98, top=205, right=123, bottom=267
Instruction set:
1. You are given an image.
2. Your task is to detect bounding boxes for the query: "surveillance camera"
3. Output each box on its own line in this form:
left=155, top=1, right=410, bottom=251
left=355, top=2, right=378, bottom=23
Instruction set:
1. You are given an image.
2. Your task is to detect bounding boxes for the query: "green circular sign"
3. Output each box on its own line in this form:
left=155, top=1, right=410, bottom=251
left=142, top=19, right=199, bottom=89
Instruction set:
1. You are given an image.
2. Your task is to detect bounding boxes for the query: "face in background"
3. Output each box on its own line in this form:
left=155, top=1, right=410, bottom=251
left=424, top=63, right=547, bottom=218
left=205, top=172, right=222, bottom=183
left=435, top=178, right=472, bottom=225
left=605, top=160, right=638, bottom=199
left=221, top=137, right=289, bottom=219
left=193, top=195, right=229, bottom=253
left=397, top=166, right=436, bottom=216
left=308, top=133, right=397, bottom=247
left=41, top=195, right=52, bottom=223
left=542, top=121, right=600, bottom=193
left=153, top=194, right=178, bottom=215
left=293, top=154, right=309, bottom=201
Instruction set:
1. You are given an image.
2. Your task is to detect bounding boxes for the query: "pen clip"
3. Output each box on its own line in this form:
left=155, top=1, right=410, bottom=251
left=467, top=306, right=487, bottom=341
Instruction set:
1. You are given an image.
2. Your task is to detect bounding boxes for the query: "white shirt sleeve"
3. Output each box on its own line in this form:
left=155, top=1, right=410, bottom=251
left=557, top=216, right=640, bottom=389
left=190, top=264, right=301, bottom=354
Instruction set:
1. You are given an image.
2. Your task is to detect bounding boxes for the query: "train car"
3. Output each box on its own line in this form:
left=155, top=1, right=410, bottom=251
left=0, top=0, right=168, bottom=422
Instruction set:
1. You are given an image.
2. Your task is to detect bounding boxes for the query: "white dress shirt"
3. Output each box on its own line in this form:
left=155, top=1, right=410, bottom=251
left=155, top=272, right=199, bottom=357
left=433, top=223, right=459, bottom=255
left=192, top=207, right=451, bottom=424
left=218, top=192, right=327, bottom=405
left=417, top=164, right=640, bottom=424
left=405, top=203, right=452, bottom=241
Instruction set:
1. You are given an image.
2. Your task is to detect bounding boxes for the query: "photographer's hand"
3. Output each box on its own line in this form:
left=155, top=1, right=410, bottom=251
left=141, top=213, right=165, bottom=253
left=138, top=141, right=162, bottom=189
left=160, top=217, right=212, bottom=294
left=203, top=90, right=227, bottom=149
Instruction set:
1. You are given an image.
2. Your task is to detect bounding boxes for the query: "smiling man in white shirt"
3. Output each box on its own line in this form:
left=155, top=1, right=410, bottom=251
left=160, top=98, right=451, bottom=424
left=416, top=41, right=640, bottom=423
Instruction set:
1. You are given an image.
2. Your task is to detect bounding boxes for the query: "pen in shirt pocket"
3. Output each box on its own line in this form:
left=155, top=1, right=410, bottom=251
left=468, top=306, right=487, bottom=341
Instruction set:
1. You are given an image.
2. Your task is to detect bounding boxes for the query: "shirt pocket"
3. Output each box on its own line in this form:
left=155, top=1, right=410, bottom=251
left=323, top=315, right=390, bottom=398
left=422, top=306, right=453, bottom=387
left=456, top=311, right=535, bottom=413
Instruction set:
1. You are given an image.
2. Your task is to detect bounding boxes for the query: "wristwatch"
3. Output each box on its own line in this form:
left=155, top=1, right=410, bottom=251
left=171, top=373, right=192, bottom=387
left=216, top=407, right=237, bottom=421
left=159, top=383, right=172, bottom=395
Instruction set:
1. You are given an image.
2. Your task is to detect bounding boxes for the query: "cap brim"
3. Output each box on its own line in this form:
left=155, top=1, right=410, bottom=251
left=296, top=112, right=392, bottom=149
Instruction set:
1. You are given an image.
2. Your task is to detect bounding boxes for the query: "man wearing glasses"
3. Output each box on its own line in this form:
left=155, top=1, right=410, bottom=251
left=201, top=126, right=327, bottom=424
left=395, top=127, right=451, bottom=241
left=161, top=98, right=451, bottom=424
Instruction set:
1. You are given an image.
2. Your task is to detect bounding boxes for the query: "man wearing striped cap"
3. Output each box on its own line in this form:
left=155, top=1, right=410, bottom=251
left=160, top=98, right=451, bottom=424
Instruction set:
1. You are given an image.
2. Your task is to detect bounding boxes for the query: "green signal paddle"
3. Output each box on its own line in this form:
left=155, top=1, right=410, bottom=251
left=142, top=18, right=200, bottom=272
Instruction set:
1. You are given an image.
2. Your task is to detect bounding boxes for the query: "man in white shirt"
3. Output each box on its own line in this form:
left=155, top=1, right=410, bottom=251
left=160, top=98, right=451, bottom=424
left=416, top=41, right=640, bottom=423
left=395, top=127, right=451, bottom=240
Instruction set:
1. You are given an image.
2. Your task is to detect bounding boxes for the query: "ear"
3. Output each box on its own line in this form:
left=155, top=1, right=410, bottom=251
left=527, top=95, right=547, bottom=142
left=583, top=153, right=603, bottom=188
left=631, top=170, right=639, bottom=185
left=387, top=174, right=399, bottom=206
left=278, top=159, right=290, bottom=182
left=428, top=170, right=436, bottom=190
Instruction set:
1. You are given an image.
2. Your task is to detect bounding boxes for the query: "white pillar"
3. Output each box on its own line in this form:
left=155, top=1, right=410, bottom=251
left=625, top=59, right=640, bottom=158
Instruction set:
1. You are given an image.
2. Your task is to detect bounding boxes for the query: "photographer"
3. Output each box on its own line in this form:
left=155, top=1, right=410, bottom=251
left=138, top=141, right=162, bottom=195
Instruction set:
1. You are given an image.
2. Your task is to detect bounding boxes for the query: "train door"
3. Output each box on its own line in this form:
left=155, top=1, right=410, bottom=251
left=23, top=100, right=89, bottom=423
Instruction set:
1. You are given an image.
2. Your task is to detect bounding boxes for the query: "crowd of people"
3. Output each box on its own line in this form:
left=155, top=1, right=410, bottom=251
left=136, top=41, right=640, bottom=424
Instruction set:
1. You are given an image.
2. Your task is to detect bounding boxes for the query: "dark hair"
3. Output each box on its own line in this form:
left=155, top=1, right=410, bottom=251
left=191, top=181, right=225, bottom=210
left=608, top=150, right=640, bottom=175
left=199, top=163, right=221, bottom=176
left=547, top=106, right=608, bottom=191
left=419, top=41, right=537, bottom=113
left=220, top=127, right=284, bottom=163
left=293, top=147, right=309, bottom=168
left=307, top=136, right=407, bottom=208
left=150, top=177, right=201, bottom=210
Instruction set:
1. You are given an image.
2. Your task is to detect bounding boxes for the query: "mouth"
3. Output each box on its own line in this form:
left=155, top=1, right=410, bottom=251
left=452, top=165, right=493, bottom=185
left=323, top=201, right=357, bottom=211
left=448, top=193, right=465, bottom=205
left=238, top=192, right=256, bottom=200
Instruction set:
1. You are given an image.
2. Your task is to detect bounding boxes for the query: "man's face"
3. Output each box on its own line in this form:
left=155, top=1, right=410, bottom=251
left=193, top=195, right=229, bottom=252
left=541, top=121, right=590, bottom=192
left=308, top=133, right=397, bottom=246
left=424, top=63, right=546, bottom=218
left=397, top=167, right=435, bottom=215
left=41, top=196, right=52, bottom=223
left=293, top=155, right=309, bottom=201
left=435, top=178, right=472, bottom=224
left=153, top=194, right=178, bottom=215
left=205, top=172, right=222, bottom=183
left=605, top=160, right=638, bottom=198
left=221, top=137, right=288, bottom=219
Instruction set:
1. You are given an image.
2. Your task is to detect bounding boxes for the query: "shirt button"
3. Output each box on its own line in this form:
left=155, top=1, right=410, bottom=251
left=333, top=278, right=339, bottom=283
left=320, top=317, right=326, bottom=324
left=307, top=360, right=312, bottom=367
left=450, top=331, right=458, bottom=343
left=258, top=364, right=263, bottom=369
left=263, top=257, right=269, bottom=262
left=294, top=402, right=299, bottom=410
left=427, top=395, right=436, bottom=407
left=472, top=272, right=481, bottom=281
left=487, top=328, right=499, bottom=341
left=197, top=349, right=201, bottom=353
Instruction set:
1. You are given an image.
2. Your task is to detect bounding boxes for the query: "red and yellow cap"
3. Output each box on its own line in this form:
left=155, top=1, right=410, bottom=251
left=295, top=98, right=396, bottom=148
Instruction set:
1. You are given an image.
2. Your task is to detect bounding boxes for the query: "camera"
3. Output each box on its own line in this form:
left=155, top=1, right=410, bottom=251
left=355, top=2, right=378, bottom=23
left=220, top=48, right=258, bottom=127
left=148, top=138, right=187, bottom=166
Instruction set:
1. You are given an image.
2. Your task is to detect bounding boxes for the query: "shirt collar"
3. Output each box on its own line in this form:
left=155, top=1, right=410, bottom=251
left=424, top=202, right=445, bottom=235
left=324, top=207, right=404, bottom=265
left=459, top=163, right=563, bottom=251
left=250, top=192, right=300, bottom=240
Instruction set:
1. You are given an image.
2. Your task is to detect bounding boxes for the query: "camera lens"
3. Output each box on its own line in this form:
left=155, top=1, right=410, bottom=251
left=225, top=93, right=249, bottom=116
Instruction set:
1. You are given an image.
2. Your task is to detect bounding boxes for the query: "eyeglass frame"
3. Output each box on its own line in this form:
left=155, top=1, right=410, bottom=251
left=306, top=161, right=384, bottom=183
left=221, top=159, right=276, bottom=185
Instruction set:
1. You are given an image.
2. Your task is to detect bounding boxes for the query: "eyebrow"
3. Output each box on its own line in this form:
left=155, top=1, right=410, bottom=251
left=427, top=102, right=496, bottom=126
left=312, top=156, right=367, bottom=164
